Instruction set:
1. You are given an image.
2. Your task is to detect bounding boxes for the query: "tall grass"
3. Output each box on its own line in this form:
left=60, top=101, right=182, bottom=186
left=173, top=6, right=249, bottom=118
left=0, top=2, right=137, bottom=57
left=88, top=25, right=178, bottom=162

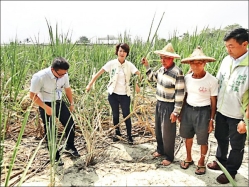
left=1, top=20, right=242, bottom=186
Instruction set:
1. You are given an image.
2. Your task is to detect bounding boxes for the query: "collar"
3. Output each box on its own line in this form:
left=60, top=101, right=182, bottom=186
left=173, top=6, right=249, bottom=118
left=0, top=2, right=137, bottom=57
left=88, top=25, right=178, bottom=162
left=162, top=63, right=175, bottom=72
left=230, top=51, right=248, bottom=64
left=117, top=58, right=126, bottom=67
left=47, top=66, right=58, bottom=79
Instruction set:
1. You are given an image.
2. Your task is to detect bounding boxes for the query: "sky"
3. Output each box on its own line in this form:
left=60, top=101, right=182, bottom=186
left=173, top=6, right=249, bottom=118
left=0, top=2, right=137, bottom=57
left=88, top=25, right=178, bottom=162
left=1, top=1, right=248, bottom=44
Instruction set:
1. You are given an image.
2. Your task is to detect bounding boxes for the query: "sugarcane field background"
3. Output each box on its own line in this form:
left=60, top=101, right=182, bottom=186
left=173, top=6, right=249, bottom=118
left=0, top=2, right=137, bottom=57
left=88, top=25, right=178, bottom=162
left=0, top=20, right=248, bottom=187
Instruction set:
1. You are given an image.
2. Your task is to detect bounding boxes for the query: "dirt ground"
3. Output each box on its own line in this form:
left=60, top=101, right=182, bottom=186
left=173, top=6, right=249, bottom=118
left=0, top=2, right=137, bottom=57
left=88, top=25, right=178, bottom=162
left=2, top=94, right=248, bottom=187
left=14, top=125, right=248, bottom=187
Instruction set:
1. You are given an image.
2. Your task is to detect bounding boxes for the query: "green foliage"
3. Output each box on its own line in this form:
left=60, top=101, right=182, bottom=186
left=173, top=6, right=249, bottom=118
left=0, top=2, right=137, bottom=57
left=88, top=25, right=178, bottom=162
left=77, top=36, right=90, bottom=43
left=1, top=21, right=244, bottom=186
left=216, top=161, right=237, bottom=186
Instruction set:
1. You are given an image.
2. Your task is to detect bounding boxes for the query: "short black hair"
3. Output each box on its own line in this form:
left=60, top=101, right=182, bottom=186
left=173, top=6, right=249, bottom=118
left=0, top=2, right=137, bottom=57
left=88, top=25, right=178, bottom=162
left=51, top=57, right=70, bottom=70
left=115, top=43, right=130, bottom=56
left=223, top=28, right=249, bottom=44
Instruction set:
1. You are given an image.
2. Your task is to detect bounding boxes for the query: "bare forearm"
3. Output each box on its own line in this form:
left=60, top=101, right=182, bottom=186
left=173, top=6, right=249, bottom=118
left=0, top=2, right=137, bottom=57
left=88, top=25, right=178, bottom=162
left=87, top=69, right=105, bottom=87
left=88, top=76, right=98, bottom=87
left=29, top=92, right=47, bottom=109
left=210, top=96, right=217, bottom=119
left=65, top=87, right=74, bottom=104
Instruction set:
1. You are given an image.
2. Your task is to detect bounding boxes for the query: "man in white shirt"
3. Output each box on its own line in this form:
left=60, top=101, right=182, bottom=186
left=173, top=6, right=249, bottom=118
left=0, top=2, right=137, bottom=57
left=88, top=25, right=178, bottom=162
left=30, top=57, right=80, bottom=166
left=179, top=47, right=218, bottom=175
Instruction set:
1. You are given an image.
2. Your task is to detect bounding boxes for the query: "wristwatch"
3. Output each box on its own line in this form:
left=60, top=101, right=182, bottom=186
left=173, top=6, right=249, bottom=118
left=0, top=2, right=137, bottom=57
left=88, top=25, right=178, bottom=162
left=173, top=112, right=179, bottom=117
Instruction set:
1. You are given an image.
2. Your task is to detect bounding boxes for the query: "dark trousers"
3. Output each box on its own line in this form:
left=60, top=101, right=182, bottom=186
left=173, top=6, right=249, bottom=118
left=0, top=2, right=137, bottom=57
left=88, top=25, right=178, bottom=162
left=39, top=100, right=75, bottom=158
left=155, top=100, right=176, bottom=162
left=180, top=103, right=210, bottom=145
left=108, top=93, right=132, bottom=137
left=215, top=112, right=247, bottom=175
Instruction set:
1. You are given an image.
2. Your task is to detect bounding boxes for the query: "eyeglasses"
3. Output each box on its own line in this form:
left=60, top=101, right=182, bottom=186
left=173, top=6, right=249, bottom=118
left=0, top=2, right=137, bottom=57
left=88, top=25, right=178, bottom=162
left=55, top=69, right=67, bottom=76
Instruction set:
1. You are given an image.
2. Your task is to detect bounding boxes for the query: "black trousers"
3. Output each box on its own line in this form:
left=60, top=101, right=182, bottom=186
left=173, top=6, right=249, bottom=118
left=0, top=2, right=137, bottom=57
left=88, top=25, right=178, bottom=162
left=39, top=100, right=75, bottom=155
left=215, top=112, right=247, bottom=175
left=108, top=93, right=132, bottom=137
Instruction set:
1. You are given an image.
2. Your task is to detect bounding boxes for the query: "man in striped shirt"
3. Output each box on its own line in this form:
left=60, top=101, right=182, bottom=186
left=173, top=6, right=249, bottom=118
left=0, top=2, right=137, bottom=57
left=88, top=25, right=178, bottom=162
left=141, top=43, right=185, bottom=166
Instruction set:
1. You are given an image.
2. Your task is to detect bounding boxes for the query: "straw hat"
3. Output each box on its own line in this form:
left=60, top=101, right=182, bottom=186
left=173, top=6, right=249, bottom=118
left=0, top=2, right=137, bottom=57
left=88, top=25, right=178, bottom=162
left=181, top=46, right=216, bottom=64
left=154, top=43, right=181, bottom=59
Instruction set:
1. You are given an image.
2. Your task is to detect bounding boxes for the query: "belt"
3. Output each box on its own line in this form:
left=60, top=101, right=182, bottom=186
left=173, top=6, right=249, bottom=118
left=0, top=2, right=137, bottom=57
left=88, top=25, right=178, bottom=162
left=186, top=103, right=210, bottom=110
left=45, top=100, right=62, bottom=103
left=157, top=100, right=174, bottom=104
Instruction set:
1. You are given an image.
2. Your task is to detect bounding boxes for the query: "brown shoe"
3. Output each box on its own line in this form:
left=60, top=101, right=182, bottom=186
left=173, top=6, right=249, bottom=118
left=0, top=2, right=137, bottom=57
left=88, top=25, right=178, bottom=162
left=207, top=161, right=221, bottom=170
left=216, top=173, right=235, bottom=184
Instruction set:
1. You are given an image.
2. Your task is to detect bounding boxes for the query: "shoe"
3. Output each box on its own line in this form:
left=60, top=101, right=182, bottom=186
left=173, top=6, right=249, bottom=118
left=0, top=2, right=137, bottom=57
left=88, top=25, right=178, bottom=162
left=55, top=159, right=64, bottom=166
left=128, top=136, right=133, bottom=145
left=207, top=160, right=221, bottom=170
left=65, top=145, right=80, bottom=157
left=115, top=129, right=121, bottom=136
left=180, top=160, right=194, bottom=169
left=195, top=165, right=206, bottom=175
left=216, top=173, right=235, bottom=184
left=113, top=135, right=120, bottom=142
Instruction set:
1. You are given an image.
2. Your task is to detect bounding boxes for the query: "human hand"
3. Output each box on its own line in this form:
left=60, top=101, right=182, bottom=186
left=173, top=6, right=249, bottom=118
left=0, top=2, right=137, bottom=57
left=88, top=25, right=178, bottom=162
left=208, top=120, right=214, bottom=133
left=69, top=105, right=75, bottom=112
left=141, top=57, right=149, bottom=67
left=170, top=113, right=177, bottom=123
left=135, top=84, right=140, bottom=93
left=237, top=120, right=247, bottom=134
left=86, top=84, right=91, bottom=92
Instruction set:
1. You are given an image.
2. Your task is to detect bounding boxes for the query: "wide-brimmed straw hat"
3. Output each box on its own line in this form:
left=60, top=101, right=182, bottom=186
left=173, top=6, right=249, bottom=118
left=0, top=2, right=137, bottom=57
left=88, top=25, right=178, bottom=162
left=181, top=46, right=216, bottom=64
left=154, top=43, right=181, bottom=59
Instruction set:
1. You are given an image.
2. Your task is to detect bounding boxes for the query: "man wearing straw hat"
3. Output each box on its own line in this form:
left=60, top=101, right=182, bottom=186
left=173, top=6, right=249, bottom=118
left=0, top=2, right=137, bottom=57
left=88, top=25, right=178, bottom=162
left=207, top=28, right=248, bottom=184
left=179, top=46, right=218, bottom=175
left=141, top=43, right=185, bottom=166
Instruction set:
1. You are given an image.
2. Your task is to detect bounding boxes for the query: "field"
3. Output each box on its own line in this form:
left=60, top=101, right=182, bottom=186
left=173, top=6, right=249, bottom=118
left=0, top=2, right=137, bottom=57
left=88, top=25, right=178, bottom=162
left=1, top=23, right=248, bottom=186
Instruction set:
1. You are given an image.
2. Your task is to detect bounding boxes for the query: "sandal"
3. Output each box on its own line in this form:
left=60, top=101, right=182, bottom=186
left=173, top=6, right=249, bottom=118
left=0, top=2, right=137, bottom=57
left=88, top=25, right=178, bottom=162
left=195, top=165, right=206, bottom=175
left=180, top=160, right=194, bottom=169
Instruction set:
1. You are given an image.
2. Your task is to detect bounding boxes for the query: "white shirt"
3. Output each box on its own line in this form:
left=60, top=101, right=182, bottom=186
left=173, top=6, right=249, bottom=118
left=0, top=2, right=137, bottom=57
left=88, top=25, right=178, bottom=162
left=30, top=67, right=70, bottom=102
left=185, top=71, right=218, bottom=106
left=103, top=59, right=138, bottom=96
